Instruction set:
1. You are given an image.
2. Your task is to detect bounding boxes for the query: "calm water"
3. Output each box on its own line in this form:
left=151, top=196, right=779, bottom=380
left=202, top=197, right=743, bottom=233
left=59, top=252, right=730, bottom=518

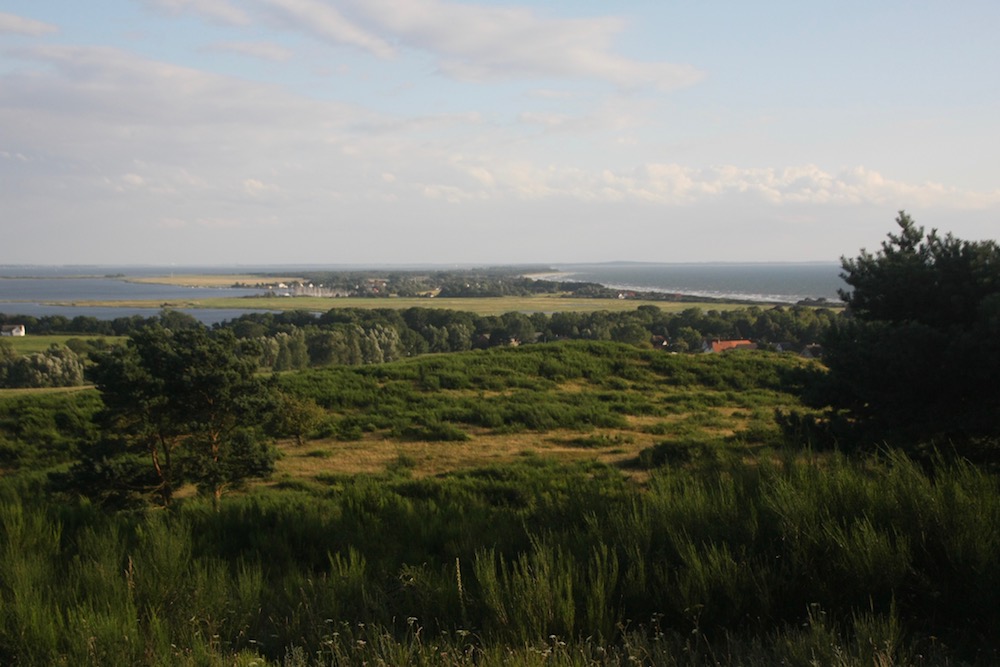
left=554, top=263, right=846, bottom=304
left=0, top=268, right=272, bottom=324
left=0, top=277, right=263, bottom=302
left=0, top=263, right=847, bottom=324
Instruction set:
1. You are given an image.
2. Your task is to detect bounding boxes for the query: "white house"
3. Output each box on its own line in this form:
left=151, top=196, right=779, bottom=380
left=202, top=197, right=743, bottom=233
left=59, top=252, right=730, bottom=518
left=0, top=324, right=25, bottom=337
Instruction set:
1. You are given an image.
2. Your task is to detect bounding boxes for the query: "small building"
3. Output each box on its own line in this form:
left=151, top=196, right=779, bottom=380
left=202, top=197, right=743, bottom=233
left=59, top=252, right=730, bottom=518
left=708, top=339, right=756, bottom=353
left=0, top=324, right=26, bottom=337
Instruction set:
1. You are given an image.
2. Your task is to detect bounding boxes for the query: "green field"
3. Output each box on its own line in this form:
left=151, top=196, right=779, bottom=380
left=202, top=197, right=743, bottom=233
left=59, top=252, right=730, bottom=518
left=1, top=334, right=125, bottom=355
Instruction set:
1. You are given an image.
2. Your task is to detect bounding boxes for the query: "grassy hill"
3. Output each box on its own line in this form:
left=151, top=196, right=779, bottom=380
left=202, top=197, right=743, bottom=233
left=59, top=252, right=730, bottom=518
left=0, top=341, right=996, bottom=666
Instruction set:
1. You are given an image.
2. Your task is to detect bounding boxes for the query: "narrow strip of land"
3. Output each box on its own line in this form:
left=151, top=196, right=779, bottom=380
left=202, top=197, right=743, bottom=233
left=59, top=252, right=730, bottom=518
left=51, top=294, right=753, bottom=315
left=125, top=274, right=306, bottom=287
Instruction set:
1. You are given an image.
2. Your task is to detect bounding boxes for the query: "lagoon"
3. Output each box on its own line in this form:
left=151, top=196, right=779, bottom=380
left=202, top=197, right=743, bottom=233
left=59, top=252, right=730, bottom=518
left=0, top=272, right=273, bottom=325
left=0, top=262, right=847, bottom=325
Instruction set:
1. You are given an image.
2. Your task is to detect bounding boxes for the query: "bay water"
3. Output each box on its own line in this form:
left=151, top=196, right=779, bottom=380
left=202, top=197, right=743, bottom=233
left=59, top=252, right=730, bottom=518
left=0, top=263, right=846, bottom=325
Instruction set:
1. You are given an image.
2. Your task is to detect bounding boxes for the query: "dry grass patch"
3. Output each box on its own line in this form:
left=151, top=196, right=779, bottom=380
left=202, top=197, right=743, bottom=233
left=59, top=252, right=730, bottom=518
left=0, top=385, right=94, bottom=396
left=273, top=425, right=658, bottom=482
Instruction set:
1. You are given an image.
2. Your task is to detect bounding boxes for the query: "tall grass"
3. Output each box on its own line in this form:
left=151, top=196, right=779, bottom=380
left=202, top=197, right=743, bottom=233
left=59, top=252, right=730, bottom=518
left=2, top=449, right=997, bottom=664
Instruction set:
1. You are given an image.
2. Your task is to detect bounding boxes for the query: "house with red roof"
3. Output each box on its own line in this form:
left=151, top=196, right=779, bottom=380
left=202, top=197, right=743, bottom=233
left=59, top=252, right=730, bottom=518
left=708, top=339, right=756, bottom=353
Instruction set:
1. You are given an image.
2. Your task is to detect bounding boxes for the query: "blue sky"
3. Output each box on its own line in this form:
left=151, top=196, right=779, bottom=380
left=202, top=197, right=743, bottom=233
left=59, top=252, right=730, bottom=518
left=1, top=0, right=997, bottom=265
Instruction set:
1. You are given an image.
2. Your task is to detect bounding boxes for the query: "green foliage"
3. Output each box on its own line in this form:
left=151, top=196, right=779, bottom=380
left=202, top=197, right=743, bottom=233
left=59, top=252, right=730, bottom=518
left=0, top=344, right=84, bottom=388
left=268, top=391, right=326, bottom=446
left=214, top=300, right=840, bottom=374
left=816, top=212, right=1000, bottom=456
left=2, top=329, right=997, bottom=663
left=2, top=452, right=999, bottom=663
left=65, top=327, right=279, bottom=506
left=0, top=390, right=101, bottom=469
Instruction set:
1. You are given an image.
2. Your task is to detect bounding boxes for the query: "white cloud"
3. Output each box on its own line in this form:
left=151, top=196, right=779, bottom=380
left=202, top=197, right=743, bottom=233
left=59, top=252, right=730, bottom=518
left=250, top=0, right=702, bottom=90
left=157, top=217, right=189, bottom=229
left=439, top=160, right=1000, bottom=210
left=517, top=112, right=577, bottom=130
left=207, top=40, right=294, bottom=62
left=121, top=173, right=145, bottom=188
left=142, top=0, right=250, bottom=25
left=0, top=12, right=58, bottom=36
left=157, top=215, right=248, bottom=229
left=3, top=41, right=996, bottom=266
left=2, top=45, right=360, bottom=129
left=196, top=216, right=244, bottom=228
left=243, top=178, right=280, bottom=195
left=421, top=183, right=480, bottom=203
left=254, top=0, right=395, bottom=58
left=361, top=0, right=702, bottom=89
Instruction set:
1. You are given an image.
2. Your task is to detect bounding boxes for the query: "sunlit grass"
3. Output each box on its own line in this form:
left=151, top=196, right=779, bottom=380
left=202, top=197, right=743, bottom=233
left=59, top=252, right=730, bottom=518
left=272, top=427, right=656, bottom=482
left=1, top=340, right=994, bottom=665
left=0, top=385, right=94, bottom=397
left=2, top=334, right=125, bottom=355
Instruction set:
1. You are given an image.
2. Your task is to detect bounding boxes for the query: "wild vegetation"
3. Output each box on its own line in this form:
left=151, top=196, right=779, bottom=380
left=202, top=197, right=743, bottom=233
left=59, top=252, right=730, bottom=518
left=0, top=339, right=85, bottom=389
left=1, top=301, right=838, bottom=382
left=802, top=212, right=1000, bottom=461
left=0, top=214, right=997, bottom=665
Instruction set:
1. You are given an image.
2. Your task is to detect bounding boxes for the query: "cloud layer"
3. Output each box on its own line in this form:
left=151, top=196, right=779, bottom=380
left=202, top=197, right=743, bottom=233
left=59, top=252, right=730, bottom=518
left=1, top=2, right=997, bottom=264
left=0, top=11, right=58, bottom=36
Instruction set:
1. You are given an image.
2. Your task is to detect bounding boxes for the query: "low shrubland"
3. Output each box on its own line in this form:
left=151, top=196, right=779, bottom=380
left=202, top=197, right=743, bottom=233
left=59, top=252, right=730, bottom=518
left=0, top=340, right=997, bottom=665
left=1, top=453, right=997, bottom=665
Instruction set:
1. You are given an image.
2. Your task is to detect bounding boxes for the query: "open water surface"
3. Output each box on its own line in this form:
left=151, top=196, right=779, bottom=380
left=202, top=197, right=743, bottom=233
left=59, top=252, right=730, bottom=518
left=553, top=262, right=845, bottom=304
left=0, top=268, right=271, bottom=325
left=0, top=263, right=847, bottom=324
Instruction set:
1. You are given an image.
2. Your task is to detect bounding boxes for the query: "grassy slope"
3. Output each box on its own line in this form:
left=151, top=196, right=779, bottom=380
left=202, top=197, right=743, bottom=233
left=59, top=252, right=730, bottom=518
left=2, top=342, right=997, bottom=665
left=270, top=342, right=811, bottom=485
left=0, top=341, right=811, bottom=482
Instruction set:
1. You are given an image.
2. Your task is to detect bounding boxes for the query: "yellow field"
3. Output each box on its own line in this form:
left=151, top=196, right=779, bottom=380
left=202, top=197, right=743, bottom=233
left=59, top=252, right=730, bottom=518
left=274, top=428, right=637, bottom=480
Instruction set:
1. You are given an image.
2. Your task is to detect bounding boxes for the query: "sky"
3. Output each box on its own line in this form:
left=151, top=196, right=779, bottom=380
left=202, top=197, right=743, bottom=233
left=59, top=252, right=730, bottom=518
left=1, top=1, right=998, bottom=266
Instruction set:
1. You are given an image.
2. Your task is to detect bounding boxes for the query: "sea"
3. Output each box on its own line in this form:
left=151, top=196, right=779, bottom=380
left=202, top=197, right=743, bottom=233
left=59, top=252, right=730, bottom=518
left=0, top=263, right=846, bottom=325
left=552, top=262, right=845, bottom=304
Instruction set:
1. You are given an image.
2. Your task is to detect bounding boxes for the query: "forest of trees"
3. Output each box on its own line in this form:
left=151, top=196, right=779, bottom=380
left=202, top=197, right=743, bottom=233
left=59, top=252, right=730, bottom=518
left=0, top=303, right=839, bottom=388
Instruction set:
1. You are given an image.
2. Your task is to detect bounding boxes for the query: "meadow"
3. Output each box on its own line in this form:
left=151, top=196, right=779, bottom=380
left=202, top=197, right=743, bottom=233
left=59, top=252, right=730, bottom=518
left=0, top=334, right=125, bottom=356
left=1, top=340, right=997, bottom=665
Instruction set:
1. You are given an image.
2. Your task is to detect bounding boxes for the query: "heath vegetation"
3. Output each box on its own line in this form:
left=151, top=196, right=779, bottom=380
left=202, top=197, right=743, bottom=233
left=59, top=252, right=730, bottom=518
left=0, top=213, right=997, bottom=665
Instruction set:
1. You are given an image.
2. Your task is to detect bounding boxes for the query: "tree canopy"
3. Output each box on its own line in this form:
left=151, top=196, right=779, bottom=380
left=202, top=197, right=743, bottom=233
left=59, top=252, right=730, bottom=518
left=70, top=327, right=278, bottom=506
left=818, top=212, right=1000, bottom=456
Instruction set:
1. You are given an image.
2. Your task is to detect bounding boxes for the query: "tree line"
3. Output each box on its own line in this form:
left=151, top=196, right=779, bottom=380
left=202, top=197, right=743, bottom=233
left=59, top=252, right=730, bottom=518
left=219, top=302, right=839, bottom=369
left=0, top=303, right=839, bottom=387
